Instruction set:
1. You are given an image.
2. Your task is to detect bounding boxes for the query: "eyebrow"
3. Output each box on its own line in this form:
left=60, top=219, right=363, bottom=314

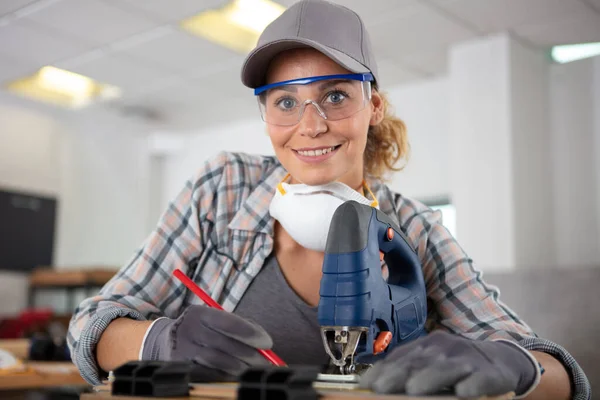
left=271, top=85, right=297, bottom=93
left=318, top=79, right=351, bottom=90
left=269, top=79, right=352, bottom=94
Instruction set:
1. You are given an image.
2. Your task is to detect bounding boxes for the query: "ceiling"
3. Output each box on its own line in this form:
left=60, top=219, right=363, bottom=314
left=1, top=0, right=599, bottom=130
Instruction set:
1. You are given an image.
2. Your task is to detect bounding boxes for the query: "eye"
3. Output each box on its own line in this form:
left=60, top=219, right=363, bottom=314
left=325, top=90, right=347, bottom=104
left=275, top=97, right=297, bottom=111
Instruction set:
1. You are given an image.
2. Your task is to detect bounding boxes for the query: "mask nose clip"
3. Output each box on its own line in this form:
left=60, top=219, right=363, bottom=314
left=298, top=99, right=328, bottom=122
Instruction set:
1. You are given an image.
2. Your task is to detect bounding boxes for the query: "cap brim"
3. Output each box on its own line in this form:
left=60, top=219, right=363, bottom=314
left=241, top=38, right=370, bottom=88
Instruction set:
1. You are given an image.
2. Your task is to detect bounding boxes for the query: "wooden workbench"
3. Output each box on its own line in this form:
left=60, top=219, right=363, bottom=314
left=0, top=339, right=88, bottom=391
left=83, top=383, right=515, bottom=400
left=28, top=266, right=118, bottom=311
left=29, top=268, right=117, bottom=287
left=0, top=339, right=29, bottom=359
left=0, top=361, right=87, bottom=390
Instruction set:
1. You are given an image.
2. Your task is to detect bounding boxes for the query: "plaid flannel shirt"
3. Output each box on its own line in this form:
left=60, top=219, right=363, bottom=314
left=67, top=151, right=590, bottom=398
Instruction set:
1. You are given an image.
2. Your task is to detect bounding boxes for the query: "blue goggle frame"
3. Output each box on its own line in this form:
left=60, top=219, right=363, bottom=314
left=254, top=73, right=374, bottom=96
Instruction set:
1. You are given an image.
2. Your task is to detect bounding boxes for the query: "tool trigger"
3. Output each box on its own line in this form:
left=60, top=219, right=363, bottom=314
left=373, top=331, right=392, bottom=355
left=386, top=227, right=394, bottom=241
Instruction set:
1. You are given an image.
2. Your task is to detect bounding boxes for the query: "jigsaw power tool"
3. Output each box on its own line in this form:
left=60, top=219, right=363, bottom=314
left=318, top=200, right=427, bottom=374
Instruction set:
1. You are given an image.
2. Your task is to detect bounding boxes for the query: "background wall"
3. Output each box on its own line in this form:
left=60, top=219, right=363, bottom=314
left=386, top=78, right=451, bottom=202
left=0, top=101, right=62, bottom=315
left=596, top=58, right=600, bottom=249
left=54, top=108, right=152, bottom=267
left=161, top=118, right=273, bottom=210
left=0, top=94, right=154, bottom=315
left=2, top=50, right=599, bottom=315
left=549, top=56, right=600, bottom=268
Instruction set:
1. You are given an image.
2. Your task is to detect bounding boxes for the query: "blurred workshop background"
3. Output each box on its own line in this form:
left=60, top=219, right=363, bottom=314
left=0, top=0, right=599, bottom=398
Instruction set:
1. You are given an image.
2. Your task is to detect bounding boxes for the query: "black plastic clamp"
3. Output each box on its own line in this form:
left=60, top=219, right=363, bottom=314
left=237, top=366, right=320, bottom=400
left=111, top=360, right=193, bottom=397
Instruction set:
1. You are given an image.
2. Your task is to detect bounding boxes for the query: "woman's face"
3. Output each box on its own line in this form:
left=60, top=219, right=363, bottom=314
left=264, top=48, right=383, bottom=188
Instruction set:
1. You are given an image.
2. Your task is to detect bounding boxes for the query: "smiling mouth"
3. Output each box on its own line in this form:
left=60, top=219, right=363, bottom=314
left=294, top=145, right=341, bottom=157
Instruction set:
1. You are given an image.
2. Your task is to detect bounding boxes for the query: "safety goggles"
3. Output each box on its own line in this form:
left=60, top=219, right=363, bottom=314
left=254, top=73, right=373, bottom=127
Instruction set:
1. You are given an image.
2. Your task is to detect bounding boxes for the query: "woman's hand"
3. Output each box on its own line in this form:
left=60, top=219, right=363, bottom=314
left=141, top=305, right=273, bottom=381
left=360, top=330, right=540, bottom=398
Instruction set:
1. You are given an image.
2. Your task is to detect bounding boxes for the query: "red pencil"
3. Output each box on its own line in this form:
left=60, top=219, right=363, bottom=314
left=173, top=269, right=287, bottom=367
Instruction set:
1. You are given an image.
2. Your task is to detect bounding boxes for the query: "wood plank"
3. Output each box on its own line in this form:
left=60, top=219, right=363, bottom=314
left=0, top=362, right=87, bottom=390
left=0, top=339, right=29, bottom=359
left=85, top=383, right=515, bottom=400
left=29, top=268, right=118, bottom=287
left=83, top=389, right=458, bottom=400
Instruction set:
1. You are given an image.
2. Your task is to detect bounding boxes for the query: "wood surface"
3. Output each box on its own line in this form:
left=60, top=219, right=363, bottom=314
left=85, top=383, right=515, bottom=400
left=0, top=339, right=30, bottom=359
left=0, top=361, right=87, bottom=390
left=29, top=267, right=118, bottom=287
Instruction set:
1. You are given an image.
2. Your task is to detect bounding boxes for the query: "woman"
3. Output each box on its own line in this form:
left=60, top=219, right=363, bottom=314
left=67, top=0, right=589, bottom=398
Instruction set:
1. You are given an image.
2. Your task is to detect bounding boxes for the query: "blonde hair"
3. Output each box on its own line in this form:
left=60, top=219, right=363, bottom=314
left=363, top=91, right=410, bottom=180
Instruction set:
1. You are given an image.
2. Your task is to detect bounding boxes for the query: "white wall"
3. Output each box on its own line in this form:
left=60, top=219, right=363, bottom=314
left=0, top=96, right=154, bottom=315
left=549, top=57, right=600, bottom=267
left=0, top=105, right=62, bottom=195
left=594, top=57, right=600, bottom=252
left=55, top=109, right=152, bottom=267
left=0, top=102, right=63, bottom=315
left=385, top=78, right=450, bottom=200
left=509, top=35, right=554, bottom=268
left=449, top=35, right=516, bottom=269
left=161, top=119, right=273, bottom=210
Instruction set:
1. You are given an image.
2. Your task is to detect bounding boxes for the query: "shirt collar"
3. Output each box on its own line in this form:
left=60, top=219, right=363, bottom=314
left=227, top=161, right=399, bottom=236
left=227, top=161, right=287, bottom=236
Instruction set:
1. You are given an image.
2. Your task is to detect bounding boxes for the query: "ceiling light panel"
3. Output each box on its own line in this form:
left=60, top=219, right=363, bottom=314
left=551, top=42, right=600, bottom=64
left=6, top=66, right=121, bottom=109
left=180, top=0, right=285, bottom=53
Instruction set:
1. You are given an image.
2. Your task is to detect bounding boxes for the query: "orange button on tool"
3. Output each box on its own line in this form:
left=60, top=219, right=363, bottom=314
left=373, top=331, right=393, bottom=355
left=386, top=227, right=394, bottom=241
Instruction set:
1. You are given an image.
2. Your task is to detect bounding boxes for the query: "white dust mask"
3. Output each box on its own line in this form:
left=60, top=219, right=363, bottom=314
left=269, top=174, right=379, bottom=252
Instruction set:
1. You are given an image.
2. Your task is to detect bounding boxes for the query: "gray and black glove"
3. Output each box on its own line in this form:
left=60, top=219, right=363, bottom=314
left=360, top=330, right=541, bottom=398
left=141, top=305, right=273, bottom=381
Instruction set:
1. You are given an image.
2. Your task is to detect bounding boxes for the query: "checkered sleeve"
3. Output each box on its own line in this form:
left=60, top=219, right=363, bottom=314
left=67, top=152, right=228, bottom=385
left=519, top=337, right=591, bottom=399
left=397, top=196, right=591, bottom=399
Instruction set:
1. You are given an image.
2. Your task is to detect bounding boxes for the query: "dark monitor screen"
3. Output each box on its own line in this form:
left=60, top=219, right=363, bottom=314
left=0, top=188, right=57, bottom=272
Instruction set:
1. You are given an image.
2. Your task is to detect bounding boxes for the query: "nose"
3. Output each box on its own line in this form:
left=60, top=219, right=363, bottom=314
left=298, top=101, right=327, bottom=138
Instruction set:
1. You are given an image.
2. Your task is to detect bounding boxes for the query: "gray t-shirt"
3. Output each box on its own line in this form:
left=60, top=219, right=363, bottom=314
left=233, top=255, right=330, bottom=367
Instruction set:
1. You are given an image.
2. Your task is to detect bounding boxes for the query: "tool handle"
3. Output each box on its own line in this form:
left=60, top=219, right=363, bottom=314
left=318, top=201, right=427, bottom=353
left=173, top=269, right=287, bottom=367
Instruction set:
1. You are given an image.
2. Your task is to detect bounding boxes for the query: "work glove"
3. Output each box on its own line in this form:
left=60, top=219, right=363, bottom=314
left=360, top=330, right=541, bottom=398
left=140, top=305, right=273, bottom=381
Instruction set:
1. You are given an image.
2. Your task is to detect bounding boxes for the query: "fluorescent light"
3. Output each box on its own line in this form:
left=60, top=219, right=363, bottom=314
left=227, top=0, right=285, bottom=33
left=180, top=0, right=285, bottom=53
left=38, top=66, right=93, bottom=97
left=5, top=66, right=121, bottom=109
left=551, top=42, right=600, bottom=64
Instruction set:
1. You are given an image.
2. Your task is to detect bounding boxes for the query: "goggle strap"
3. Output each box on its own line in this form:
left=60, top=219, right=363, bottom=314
left=277, top=173, right=291, bottom=195
left=362, top=180, right=379, bottom=208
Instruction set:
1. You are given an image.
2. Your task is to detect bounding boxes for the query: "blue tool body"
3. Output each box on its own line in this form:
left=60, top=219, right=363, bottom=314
left=318, top=201, right=427, bottom=367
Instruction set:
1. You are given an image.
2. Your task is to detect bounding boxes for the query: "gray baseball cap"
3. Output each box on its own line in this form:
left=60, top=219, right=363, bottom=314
left=241, top=0, right=379, bottom=89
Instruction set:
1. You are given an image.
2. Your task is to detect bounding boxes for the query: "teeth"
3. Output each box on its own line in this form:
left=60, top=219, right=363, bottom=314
left=297, top=146, right=336, bottom=157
